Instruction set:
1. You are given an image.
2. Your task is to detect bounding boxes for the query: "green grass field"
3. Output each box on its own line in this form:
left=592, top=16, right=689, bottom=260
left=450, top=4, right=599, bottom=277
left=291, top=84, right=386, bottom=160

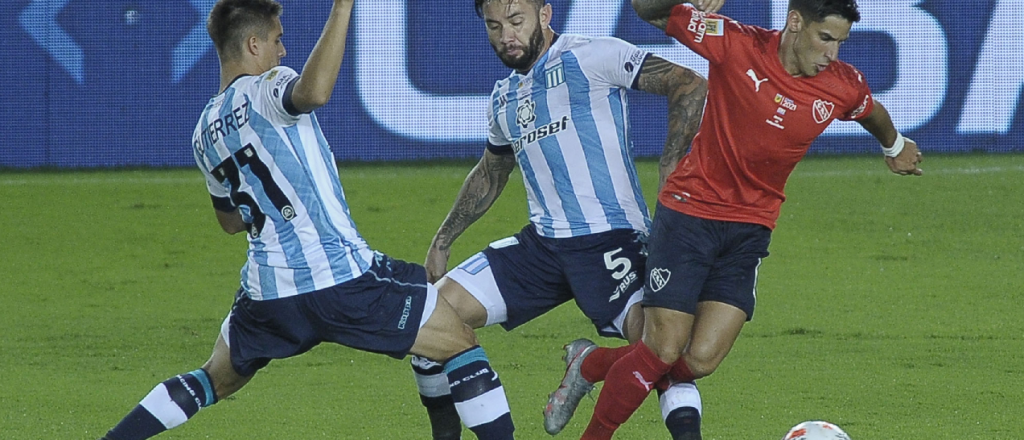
left=2, top=154, right=1022, bottom=439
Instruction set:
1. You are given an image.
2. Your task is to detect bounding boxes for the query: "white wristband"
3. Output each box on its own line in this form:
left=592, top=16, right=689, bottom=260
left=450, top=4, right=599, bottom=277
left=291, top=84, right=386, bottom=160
left=881, top=133, right=905, bottom=158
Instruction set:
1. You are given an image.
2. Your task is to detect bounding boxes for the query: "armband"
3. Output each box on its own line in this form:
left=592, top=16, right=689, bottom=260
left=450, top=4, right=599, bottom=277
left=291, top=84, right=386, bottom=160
left=881, top=133, right=905, bottom=158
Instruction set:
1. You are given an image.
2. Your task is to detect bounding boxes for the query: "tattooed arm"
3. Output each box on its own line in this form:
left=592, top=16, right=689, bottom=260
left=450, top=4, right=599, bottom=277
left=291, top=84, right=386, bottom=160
left=635, top=55, right=708, bottom=192
left=632, top=0, right=725, bottom=30
left=425, top=150, right=517, bottom=282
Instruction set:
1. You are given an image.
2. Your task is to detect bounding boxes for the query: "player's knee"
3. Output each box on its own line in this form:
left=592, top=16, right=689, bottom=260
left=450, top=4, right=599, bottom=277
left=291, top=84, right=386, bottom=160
left=646, top=338, right=685, bottom=366
left=436, top=279, right=487, bottom=328
left=683, top=348, right=725, bottom=378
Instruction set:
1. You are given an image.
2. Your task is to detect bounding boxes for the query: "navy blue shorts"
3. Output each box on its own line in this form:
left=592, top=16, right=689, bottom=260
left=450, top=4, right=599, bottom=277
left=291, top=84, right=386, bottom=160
left=642, top=203, right=771, bottom=320
left=480, top=225, right=647, bottom=337
left=226, top=253, right=430, bottom=377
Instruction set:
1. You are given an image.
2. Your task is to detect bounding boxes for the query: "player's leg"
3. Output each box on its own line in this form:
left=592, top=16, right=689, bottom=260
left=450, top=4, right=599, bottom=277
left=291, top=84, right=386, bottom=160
left=411, top=291, right=514, bottom=440
left=659, top=381, right=702, bottom=440
left=411, top=230, right=568, bottom=439
left=410, top=273, right=490, bottom=439
left=102, top=320, right=253, bottom=440
left=544, top=228, right=649, bottom=434
left=671, top=219, right=768, bottom=382
left=583, top=205, right=716, bottom=440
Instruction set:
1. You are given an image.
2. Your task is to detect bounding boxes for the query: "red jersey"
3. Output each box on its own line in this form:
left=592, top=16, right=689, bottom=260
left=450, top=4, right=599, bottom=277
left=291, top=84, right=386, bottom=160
left=661, top=5, right=873, bottom=229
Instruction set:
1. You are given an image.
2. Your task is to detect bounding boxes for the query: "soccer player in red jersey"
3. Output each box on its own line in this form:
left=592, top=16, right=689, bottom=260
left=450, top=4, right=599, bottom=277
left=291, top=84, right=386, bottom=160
left=578, top=0, right=923, bottom=438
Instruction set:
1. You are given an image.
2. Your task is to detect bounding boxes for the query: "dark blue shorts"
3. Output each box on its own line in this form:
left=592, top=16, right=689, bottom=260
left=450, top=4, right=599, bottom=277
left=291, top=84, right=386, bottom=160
left=480, top=225, right=647, bottom=337
left=642, top=203, right=771, bottom=320
left=227, top=253, right=430, bottom=377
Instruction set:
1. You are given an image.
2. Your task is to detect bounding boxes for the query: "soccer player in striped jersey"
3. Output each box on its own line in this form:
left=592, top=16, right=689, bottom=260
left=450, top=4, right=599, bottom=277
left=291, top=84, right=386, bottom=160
left=581, top=0, right=924, bottom=439
left=99, top=1, right=514, bottom=439
left=407, top=0, right=710, bottom=438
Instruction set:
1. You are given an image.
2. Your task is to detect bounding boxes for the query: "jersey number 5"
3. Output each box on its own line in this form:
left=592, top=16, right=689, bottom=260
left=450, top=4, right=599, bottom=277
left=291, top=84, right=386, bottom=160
left=212, top=143, right=296, bottom=238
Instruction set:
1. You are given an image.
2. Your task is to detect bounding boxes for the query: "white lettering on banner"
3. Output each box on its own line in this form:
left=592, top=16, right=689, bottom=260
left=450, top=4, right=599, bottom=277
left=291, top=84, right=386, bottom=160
left=774, top=0, right=949, bottom=135
left=957, top=0, right=1024, bottom=134
left=355, top=0, right=959, bottom=143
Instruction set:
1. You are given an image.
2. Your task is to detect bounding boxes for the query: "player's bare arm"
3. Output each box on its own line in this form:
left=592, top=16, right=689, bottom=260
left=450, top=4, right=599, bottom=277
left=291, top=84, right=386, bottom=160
left=290, top=0, right=355, bottom=113
left=632, top=0, right=725, bottom=30
left=636, top=55, right=708, bottom=192
left=425, top=150, right=517, bottom=282
left=215, top=209, right=247, bottom=235
left=857, top=99, right=923, bottom=176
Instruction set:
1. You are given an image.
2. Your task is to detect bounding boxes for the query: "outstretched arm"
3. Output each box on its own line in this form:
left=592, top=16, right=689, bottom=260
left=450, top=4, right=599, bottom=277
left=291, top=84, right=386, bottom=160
left=290, top=0, right=355, bottom=113
left=425, top=150, right=517, bottom=282
left=635, top=55, right=708, bottom=192
left=857, top=99, right=923, bottom=176
left=632, top=0, right=725, bottom=30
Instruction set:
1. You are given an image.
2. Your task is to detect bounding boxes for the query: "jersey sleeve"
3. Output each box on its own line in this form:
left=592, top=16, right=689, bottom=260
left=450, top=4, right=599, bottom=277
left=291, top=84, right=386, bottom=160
left=570, top=37, right=649, bottom=90
left=251, top=66, right=302, bottom=126
left=665, top=4, right=740, bottom=65
left=838, top=66, right=875, bottom=121
left=191, top=143, right=234, bottom=211
left=487, top=83, right=513, bottom=151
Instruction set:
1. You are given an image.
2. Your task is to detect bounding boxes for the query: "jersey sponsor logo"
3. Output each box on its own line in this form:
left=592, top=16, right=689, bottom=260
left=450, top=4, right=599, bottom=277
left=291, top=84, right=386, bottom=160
left=687, top=10, right=722, bottom=43
left=767, top=94, right=795, bottom=129
left=264, top=69, right=279, bottom=82
left=774, top=93, right=797, bottom=111
left=813, top=99, right=836, bottom=124
left=746, top=69, right=769, bottom=92
left=511, top=115, right=570, bottom=154
left=850, top=94, right=870, bottom=119
left=628, top=49, right=646, bottom=67
left=649, top=267, right=671, bottom=292
left=516, top=98, right=537, bottom=128
left=545, top=64, right=565, bottom=89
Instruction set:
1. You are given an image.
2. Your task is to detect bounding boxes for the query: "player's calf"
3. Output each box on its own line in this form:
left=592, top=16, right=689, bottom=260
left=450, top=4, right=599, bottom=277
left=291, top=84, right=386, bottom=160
left=103, top=369, right=217, bottom=440
left=412, top=355, right=463, bottom=439
left=443, top=346, right=515, bottom=440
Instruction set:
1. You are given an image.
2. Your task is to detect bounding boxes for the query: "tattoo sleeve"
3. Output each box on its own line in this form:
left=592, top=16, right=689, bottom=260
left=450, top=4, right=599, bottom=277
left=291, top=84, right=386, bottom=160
left=432, top=151, right=517, bottom=251
left=636, top=56, right=708, bottom=192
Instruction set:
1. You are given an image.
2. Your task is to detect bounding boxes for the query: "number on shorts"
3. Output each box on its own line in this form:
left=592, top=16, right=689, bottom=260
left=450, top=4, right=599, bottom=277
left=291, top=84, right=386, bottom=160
left=604, top=248, right=631, bottom=280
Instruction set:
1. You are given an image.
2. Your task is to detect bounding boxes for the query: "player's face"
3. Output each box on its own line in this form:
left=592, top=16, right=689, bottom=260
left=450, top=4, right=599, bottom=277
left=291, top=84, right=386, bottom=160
left=792, top=14, right=851, bottom=77
left=482, top=0, right=551, bottom=71
left=256, top=17, right=286, bottom=72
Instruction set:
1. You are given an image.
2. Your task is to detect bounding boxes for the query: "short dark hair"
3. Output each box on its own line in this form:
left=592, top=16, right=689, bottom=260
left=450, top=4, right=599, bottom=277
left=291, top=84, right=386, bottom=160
left=474, top=0, right=545, bottom=18
left=788, top=0, right=860, bottom=23
left=207, top=0, right=282, bottom=61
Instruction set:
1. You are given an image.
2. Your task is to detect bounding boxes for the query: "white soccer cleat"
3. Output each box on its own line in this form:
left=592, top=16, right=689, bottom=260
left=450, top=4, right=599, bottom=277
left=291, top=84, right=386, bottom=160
left=543, top=338, right=598, bottom=435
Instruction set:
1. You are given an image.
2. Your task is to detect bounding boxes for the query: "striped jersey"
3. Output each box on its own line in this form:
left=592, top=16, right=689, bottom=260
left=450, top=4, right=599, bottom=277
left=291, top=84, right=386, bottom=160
left=191, top=66, right=374, bottom=301
left=487, top=34, right=651, bottom=239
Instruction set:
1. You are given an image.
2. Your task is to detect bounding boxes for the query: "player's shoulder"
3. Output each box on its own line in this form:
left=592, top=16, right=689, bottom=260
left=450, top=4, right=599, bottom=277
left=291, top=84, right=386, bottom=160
left=558, top=34, right=632, bottom=54
left=826, top=60, right=868, bottom=87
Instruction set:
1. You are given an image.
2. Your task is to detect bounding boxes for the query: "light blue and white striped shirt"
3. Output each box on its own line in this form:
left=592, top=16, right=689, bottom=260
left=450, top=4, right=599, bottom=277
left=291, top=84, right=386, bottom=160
left=191, top=66, right=374, bottom=301
left=488, top=35, right=651, bottom=238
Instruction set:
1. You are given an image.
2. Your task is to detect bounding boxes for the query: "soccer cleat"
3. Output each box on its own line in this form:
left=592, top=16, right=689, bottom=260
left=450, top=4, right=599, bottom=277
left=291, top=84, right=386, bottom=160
left=543, top=339, right=598, bottom=435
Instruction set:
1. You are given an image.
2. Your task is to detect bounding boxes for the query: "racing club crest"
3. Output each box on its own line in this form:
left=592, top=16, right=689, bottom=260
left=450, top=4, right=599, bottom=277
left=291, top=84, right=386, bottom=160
left=516, top=98, right=537, bottom=129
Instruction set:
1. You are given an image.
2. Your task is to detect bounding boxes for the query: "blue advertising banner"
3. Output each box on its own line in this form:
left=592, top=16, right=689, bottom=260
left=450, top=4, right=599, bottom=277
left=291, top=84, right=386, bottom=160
left=1, top=0, right=1021, bottom=167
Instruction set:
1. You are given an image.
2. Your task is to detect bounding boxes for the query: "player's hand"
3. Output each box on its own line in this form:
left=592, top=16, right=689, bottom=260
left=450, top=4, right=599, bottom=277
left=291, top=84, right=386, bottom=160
left=424, top=244, right=451, bottom=284
left=690, top=0, right=725, bottom=13
left=885, top=138, right=923, bottom=176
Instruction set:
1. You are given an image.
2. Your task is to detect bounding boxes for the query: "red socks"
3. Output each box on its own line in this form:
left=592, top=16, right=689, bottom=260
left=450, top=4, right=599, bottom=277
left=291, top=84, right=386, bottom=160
left=580, top=343, right=636, bottom=383
left=582, top=342, right=670, bottom=440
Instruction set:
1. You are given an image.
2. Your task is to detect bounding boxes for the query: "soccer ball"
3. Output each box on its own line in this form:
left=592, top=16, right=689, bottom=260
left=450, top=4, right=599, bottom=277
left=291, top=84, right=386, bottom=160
left=782, top=421, right=852, bottom=440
